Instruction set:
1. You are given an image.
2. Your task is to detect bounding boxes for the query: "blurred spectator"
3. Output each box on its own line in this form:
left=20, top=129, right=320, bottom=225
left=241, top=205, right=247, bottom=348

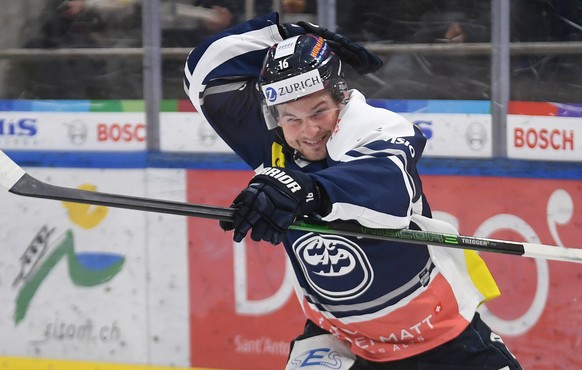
left=280, top=0, right=317, bottom=24
left=88, top=0, right=143, bottom=99
left=337, top=0, right=491, bottom=100
left=197, top=0, right=239, bottom=33
left=91, top=0, right=142, bottom=47
left=511, top=0, right=582, bottom=42
left=338, top=0, right=488, bottom=44
left=5, top=0, right=111, bottom=99
left=161, top=0, right=242, bottom=98
left=510, top=0, right=582, bottom=102
left=36, top=0, right=108, bottom=47
left=336, top=0, right=582, bottom=102
left=161, top=0, right=242, bottom=47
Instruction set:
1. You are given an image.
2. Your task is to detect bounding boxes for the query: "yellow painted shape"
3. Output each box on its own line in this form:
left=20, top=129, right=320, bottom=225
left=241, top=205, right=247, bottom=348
left=0, top=356, right=227, bottom=370
left=61, top=184, right=109, bottom=229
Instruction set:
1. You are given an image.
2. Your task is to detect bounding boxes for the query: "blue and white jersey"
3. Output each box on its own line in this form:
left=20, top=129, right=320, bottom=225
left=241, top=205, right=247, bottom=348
left=184, top=12, right=500, bottom=362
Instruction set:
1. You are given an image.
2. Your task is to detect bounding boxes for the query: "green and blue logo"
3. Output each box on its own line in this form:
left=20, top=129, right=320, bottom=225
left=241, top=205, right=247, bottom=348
left=12, top=184, right=125, bottom=325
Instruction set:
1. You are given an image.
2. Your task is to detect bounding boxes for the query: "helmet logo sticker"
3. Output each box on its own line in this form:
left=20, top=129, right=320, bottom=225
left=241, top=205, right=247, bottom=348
left=261, top=69, right=324, bottom=106
left=274, top=36, right=300, bottom=59
left=310, top=36, right=325, bottom=58
left=264, top=87, right=278, bottom=103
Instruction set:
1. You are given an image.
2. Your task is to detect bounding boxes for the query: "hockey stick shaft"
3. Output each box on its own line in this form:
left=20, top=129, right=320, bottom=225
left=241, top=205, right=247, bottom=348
left=1, top=150, right=581, bottom=263
left=293, top=219, right=582, bottom=263
left=0, top=150, right=234, bottom=221
left=11, top=173, right=235, bottom=221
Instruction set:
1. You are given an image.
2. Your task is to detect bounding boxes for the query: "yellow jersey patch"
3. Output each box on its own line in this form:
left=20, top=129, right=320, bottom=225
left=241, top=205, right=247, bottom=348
left=464, top=250, right=501, bottom=302
left=271, top=142, right=286, bottom=168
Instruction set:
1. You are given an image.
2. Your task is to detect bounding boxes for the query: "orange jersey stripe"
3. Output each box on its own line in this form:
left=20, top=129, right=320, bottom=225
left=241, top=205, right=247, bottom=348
left=301, top=274, right=472, bottom=362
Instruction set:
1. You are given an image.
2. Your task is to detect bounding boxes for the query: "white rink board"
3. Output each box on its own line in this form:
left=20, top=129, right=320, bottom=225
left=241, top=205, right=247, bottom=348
left=507, top=115, right=582, bottom=161
left=0, top=112, right=146, bottom=151
left=0, top=168, right=189, bottom=366
left=159, top=111, right=493, bottom=158
left=401, top=113, right=492, bottom=158
left=160, top=112, right=231, bottom=153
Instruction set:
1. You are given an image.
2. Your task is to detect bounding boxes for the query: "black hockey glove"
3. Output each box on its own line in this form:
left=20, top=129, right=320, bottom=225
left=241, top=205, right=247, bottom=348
left=219, top=167, right=325, bottom=245
left=279, top=21, right=383, bottom=75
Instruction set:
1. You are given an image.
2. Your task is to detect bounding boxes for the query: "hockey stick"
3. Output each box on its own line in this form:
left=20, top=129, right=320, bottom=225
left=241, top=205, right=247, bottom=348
left=1, top=150, right=581, bottom=263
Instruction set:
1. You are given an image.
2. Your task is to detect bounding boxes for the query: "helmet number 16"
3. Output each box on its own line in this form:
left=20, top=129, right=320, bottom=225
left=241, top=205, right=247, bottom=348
left=278, top=59, right=289, bottom=70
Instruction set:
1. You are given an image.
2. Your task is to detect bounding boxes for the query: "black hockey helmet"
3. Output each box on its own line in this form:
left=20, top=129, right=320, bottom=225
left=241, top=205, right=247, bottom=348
left=259, top=34, right=348, bottom=129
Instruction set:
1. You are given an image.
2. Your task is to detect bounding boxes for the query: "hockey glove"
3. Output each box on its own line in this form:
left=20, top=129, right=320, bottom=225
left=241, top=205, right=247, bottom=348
left=220, top=167, right=324, bottom=245
left=279, top=21, right=383, bottom=75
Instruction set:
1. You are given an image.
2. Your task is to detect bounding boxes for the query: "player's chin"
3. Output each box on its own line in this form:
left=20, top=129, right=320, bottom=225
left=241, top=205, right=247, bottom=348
left=300, top=147, right=327, bottom=161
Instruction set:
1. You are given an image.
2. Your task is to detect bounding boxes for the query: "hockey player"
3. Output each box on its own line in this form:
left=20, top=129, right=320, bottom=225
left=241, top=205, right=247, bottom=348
left=184, top=12, right=522, bottom=370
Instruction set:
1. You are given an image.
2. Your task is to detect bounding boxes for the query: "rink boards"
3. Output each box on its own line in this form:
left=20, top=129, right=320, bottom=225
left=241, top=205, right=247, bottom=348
left=0, top=100, right=581, bottom=369
left=0, top=99, right=581, bottom=161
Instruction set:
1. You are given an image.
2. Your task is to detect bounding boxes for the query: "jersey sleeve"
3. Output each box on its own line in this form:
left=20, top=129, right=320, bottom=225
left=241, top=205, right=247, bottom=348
left=310, top=92, right=429, bottom=229
left=183, top=12, right=285, bottom=169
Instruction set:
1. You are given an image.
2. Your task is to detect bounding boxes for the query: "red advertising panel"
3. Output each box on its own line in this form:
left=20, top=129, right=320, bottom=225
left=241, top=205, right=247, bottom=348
left=188, top=170, right=582, bottom=370
left=187, top=170, right=305, bottom=370
left=423, top=175, right=582, bottom=370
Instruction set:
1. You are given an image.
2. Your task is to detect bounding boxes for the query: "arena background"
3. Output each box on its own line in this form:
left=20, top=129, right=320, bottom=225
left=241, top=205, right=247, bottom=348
left=1, top=1, right=581, bottom=369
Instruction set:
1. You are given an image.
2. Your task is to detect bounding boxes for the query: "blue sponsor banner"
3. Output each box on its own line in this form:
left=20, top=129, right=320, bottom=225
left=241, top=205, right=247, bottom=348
left=3, top=150, right=582, bottom=180
left=1, top=99, right=581, bottom=179
left=0, top=100, right=92, bottom=112
left=367, top=99, right=491, bottom=114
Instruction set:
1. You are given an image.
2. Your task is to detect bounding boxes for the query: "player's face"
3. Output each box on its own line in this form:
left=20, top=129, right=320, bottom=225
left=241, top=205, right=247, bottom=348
left=276, top=90, right=341, bottom=161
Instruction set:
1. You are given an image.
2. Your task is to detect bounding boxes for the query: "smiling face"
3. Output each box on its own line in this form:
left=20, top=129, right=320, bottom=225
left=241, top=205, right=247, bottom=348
left=276, top=90, right=342, bottom=161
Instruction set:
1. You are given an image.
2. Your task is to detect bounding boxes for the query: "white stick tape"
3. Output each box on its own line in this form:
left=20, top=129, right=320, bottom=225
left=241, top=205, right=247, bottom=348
left=523, top=242, right=582, bottom=263
left=0, top=150, right=26, bottom=190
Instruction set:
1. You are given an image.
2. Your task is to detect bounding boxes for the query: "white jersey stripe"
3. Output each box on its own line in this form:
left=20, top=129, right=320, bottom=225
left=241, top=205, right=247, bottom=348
left=323, top=202, right=411, bottom=229
left=185, top=25, right=283, bottom=112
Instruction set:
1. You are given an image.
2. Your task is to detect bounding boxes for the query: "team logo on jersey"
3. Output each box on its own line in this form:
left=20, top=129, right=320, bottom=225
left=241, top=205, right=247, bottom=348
left=292, top=233, right=373, bottom=301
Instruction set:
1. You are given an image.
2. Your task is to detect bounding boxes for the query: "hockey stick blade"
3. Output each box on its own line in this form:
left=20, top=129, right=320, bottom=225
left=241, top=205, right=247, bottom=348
left=0, top=150, right=233, bottom=221
left=1, top=150, right=581, bottom=263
